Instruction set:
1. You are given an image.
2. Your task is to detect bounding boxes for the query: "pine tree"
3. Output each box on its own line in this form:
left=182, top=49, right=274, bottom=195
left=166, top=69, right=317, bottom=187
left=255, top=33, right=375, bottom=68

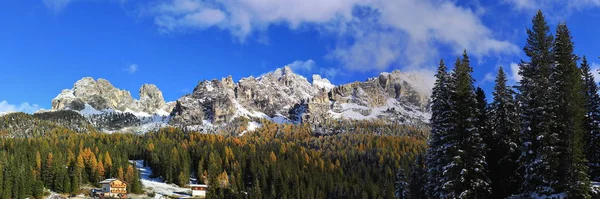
left=551, top=22, right=591, bottom=198
left=252, top=178, right=263, bottom=199
left=104, top=151, right=112, bottom=178
left=408, top=155, right=426, bottom=199
left=395, top=168, right=410, bottom=199
left=475, top=87, right=489, bottom=136
left=517, top=10, right=555, bottom=196
left=581, top=56, right=600, bottom=181
left=130, top=162, right=143, bottom=194
left=425, top=59, right=453, bottom=198
left=69, top=161, right=81, bottom=194
left=442, top=51, right=491, bottom=198
left=488, top=67, right=521, bottom=198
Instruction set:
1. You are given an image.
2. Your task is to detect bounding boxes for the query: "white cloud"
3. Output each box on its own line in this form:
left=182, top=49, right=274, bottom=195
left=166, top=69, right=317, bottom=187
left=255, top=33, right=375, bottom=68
left=482, top=72, right=495, bottom=84
left=319, top=67, right=341, bottom=80
left=43, top=0, right=128, bottom=13
left=284, top=59, right=340, bottom=80
left=43, top=0, right=73, bottom=13
left=0, top=101, right=42, bottom=114
left=287, top=59, right=316, bottom=73
left=155, top=8, right=226, bottom=31
left=509, top=62, right=522, bottom=83
left=591, top=62, right=600, bottom=83
left=503, top=0, right=538, bottom=11
left=504, top=0, right=600, bottom=18
left=125, top=64, right=138, bottom=74
left=150, top=0, right=519, bottom=72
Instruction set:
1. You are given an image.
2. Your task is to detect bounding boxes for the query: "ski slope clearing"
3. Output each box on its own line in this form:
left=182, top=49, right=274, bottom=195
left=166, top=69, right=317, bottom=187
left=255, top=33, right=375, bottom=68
left=130, top=160, right=189, bottom=198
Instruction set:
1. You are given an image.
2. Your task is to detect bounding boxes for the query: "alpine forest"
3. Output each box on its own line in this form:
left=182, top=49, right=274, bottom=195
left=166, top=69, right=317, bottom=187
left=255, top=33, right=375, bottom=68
left=0, top=8, right=599, bottom=199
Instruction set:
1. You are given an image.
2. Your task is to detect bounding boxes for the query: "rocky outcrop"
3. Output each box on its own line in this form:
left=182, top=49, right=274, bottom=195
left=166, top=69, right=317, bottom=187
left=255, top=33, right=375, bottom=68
left=171, top=79, right=237, bottom=126
left=170, top=66, right=432, bottom=127
left=170, top=66, right=323, bottom=126
left=139, top=84, right=167, bottom=113
left=51, top=77, right=172, bottom=115
left=49, top=66, right=432, bottom=133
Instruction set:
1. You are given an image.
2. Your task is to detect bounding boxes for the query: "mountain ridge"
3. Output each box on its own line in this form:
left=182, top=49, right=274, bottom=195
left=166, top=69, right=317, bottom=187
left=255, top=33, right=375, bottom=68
left=44, top=66, right=433, bottom=134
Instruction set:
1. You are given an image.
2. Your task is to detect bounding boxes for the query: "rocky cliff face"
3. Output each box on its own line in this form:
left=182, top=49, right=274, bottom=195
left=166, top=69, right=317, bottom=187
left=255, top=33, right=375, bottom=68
left=169, top=66, right=431, bottom=129
left=48, top=66, right=431, bottom=133
left=50, top=78, right=173, bottom=133
left=52, top=77, right=173, bottom=115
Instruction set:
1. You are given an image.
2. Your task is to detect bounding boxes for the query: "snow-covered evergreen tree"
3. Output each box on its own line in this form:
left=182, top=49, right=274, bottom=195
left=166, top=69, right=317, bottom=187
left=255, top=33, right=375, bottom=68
left=551, top=22, right=591, bottom=198
left=517, top=10, right=555, bottom=196
left=475, top=87, right=490, bottom=151
left=396, top=168, right=410, bottom=199
left=441, top=51, right=491, bottom=198
left=425, top=59, right=453, bottom=198
left=488, top=67, right=521, bottom=198
left=397, top=155, right=426, bottom=199
left=580, top=56, right=600, bottom=181
left=408, top=155, right=426, bottom=199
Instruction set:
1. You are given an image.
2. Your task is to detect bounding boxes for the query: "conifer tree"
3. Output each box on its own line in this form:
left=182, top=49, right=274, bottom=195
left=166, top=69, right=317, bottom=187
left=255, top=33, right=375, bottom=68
left=442, top=51, right=490, bottom=198
left=395, top=168, right=409, bottom=199
left=488, top=67, right=521, bottom=198
left=581, top=56, right=600, bottom=181
left=408, top=155, right=426, bottom=199
left=551, top=22, right=590, bottom=198
left=518, top=10, right=555, bottom=196
left=475, top=87, right=488, bottom=135
left=425, top=59, right=453, bottom=198
left=130, top=163, right=143, bottom=194
left=252, top=179, right=263, bottom=199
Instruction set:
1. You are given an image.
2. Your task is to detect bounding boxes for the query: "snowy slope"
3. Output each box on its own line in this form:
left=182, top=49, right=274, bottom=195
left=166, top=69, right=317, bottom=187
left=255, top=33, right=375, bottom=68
left=329, top=98, right=430, bottom=124
left=130, top=160, right=189, bottom=197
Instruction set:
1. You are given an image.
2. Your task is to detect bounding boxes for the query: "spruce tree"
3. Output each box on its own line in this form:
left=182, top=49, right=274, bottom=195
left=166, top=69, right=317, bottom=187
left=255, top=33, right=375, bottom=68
left=425, top=59, right=453, bottom=198
left=395, top=168, right=410, bottom=199
left=408, top=155, right=426, bottom=199
left=442, top=51, right=491, bottom=198
left=488, top=67, right=521, bottom=198
left=475, top=87, right=490, bottom=150
left=517, top=10, right=555, bottom=196
left=551, top=22, right=591, bottom=198
left=581, top=56, right=600, bottom=181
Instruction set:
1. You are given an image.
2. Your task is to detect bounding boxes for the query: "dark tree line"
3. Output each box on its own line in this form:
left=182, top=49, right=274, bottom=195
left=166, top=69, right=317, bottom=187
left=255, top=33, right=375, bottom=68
left=399, top=10, right=600, bottom=199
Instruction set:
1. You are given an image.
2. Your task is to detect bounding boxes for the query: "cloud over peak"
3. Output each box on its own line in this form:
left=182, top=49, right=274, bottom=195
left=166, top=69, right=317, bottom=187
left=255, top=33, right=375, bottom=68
left=43, top=0, right=521, bottom=75
left=151, top=0, right=519, bottom=72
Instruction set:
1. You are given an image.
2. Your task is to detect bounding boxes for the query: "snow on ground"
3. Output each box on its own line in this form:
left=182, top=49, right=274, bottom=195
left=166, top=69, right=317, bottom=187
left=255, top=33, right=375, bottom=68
left=79, top=104, right=104, bottom=116
left=231, top=99, right=294, bottom=124
left=232, top=99, right=269, bottom=119
left=593, top=181, right=600, bottom=194
left=129, top=160, right=189, bottom=197
left=329, top=98, right=430, bottom=123
left=247, top=121, right=262, bottom=131
left=205, top=81, right=214, bottom=92
left=155, top=109, right=171, bottom=116
left=45, top=192, right=65, bottom=199
left=240, top=121, right=263, bottom=136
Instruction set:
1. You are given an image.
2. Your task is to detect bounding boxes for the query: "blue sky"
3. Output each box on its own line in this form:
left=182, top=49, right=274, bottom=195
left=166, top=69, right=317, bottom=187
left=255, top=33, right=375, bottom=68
left=1, top=0, right=600, bottom=113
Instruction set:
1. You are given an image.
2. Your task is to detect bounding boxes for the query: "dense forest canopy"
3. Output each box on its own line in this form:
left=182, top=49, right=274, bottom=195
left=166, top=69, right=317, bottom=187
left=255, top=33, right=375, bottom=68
left=0, top=119, right=427, bottom=199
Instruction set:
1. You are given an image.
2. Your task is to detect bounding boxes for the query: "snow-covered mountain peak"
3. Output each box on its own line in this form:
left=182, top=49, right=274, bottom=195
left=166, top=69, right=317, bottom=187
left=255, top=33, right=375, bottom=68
left=49, top=66, right=433, bottom=134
